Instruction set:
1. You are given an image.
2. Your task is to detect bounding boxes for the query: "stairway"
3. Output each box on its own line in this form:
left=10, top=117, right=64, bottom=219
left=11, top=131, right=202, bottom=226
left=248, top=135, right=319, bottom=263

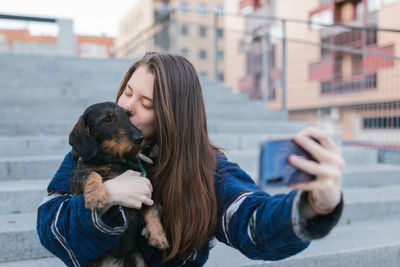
left=0, top=54, right=399, bottom=266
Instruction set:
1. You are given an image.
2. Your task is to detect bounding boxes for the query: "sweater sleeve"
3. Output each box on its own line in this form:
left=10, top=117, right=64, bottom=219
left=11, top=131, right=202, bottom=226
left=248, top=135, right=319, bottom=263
left=36, top=150, right=128, bottom=267
left=213, top=152, right=343, bottom=261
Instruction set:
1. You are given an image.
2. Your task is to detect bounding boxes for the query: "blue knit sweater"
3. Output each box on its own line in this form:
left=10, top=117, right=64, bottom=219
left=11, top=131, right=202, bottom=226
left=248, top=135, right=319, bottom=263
left=37, top=150, right=343, bottom=266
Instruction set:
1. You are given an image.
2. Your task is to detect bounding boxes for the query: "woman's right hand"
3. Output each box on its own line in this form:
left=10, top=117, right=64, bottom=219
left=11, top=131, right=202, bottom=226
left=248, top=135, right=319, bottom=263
left=103, top=170, right=154, bottom=209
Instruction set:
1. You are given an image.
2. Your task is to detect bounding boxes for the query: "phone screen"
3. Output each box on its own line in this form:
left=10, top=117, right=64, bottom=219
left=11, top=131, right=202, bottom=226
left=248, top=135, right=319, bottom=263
left=258, top=139, right=316, bottom=188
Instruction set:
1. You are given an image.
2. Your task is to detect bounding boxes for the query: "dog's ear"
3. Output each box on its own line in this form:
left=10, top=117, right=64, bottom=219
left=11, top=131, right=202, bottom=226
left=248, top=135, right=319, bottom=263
left=69, top=117, right=98, bottom=161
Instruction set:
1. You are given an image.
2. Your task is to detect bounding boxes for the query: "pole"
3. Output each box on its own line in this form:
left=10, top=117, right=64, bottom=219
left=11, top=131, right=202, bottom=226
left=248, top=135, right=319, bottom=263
left=214, top=11, right=219, bottom=81
left=281, top=19, right=287, bottom=111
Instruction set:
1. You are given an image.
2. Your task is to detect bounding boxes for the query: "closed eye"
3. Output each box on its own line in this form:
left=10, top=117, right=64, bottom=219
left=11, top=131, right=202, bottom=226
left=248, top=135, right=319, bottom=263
left=124, top=85, right=133, bottom=96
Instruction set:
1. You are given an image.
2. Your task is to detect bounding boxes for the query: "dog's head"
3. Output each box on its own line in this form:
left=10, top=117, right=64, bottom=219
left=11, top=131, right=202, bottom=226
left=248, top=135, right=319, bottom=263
left=69, top=102, right=144, bottom=161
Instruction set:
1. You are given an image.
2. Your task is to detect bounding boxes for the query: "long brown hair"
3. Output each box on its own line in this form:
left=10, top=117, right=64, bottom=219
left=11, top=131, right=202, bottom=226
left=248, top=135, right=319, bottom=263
left=116, top=52, right=218, bottom=260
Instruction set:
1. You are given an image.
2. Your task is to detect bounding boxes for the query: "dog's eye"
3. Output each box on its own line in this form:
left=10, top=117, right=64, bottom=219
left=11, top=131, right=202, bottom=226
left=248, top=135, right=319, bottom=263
left=103, top=117, right=112, bottom=123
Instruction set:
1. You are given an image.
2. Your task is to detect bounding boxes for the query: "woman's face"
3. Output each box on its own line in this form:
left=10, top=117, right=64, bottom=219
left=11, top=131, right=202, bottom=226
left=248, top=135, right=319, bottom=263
left=117, top=66, right=156, bottom=139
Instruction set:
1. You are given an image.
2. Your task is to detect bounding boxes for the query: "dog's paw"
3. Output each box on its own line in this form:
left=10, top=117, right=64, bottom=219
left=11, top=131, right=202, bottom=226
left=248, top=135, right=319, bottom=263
left=84, top=186, right=109, bottom=210
left=83, top=172, right=109, bottom=211
left=145, top=224, right=170, bottom=249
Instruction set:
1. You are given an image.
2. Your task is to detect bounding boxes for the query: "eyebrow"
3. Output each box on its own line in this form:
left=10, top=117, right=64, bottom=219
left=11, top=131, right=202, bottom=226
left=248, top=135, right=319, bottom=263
left=127, top=84, right=153, bottom=102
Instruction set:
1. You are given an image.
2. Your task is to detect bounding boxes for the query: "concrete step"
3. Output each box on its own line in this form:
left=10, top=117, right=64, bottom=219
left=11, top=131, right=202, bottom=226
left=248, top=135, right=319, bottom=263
left=0, top=120, right=309, bottom=136
left=0, top=132, right=334, bottom=157
left=341, top=164, right=400, bottom=188
left=263, top=184, right=400, bottom=225
left=340, top=184, right=400, bottom=225
left=208, top=121, right=310, bottom=134
left=0, top=133, right=351, bottom=160
left=0, top=155, right=63, bottom=180
left=0, top=150, right=397, bottom=184
left=0, top=257, right=63, bottom=267
left=0, top=136, right=70, bottom=157
left=2, top=178, right=400, bottom=226
left=2, top=106, right=286, bottom=121
left=206, top=218, right=400, bottom=267
left=0, top=179, right=48, bottom=214
left=239, top=162, right=400, bottom=187
left=221, top=146, right=375, bottom=167
left=1, top=94, right=279, bottom=119
left=0, top=212, right=52, bottom=263
left=1, top=208, right=399, bottom=265
left=2, top=90, right=252, bottom=107
left=2, top=84, right=239, bottom=102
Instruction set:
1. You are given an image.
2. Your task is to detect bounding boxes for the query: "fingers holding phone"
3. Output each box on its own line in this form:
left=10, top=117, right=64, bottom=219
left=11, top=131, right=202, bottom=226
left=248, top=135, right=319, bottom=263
left=288, top=127, right=345, bottom=212
left=292, top=127, right=345, bottom=169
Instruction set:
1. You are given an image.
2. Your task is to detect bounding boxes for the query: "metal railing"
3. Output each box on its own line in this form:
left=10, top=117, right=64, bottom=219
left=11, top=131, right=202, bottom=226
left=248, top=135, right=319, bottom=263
left=5, top=8, right=399, bottom=154
left=118, top=9, right=400, bottom=153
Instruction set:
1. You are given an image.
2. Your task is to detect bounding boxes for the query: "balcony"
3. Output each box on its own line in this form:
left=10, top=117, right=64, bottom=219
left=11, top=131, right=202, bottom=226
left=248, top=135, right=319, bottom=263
left=364, top=45, right=395, bottom=73
left=239, top=74, right=254, bottom=93
left=239, top=0, right=261, bottom=15
left=333, top=29, right=362, bottom=47
left=321, top=74, right=377, bottom=95
left=310, top=56, right=335, bottom=81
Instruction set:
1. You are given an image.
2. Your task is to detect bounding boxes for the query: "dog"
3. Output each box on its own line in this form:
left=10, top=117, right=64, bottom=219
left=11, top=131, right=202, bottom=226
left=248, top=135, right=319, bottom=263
left=69, top=101, right=169, bottom=267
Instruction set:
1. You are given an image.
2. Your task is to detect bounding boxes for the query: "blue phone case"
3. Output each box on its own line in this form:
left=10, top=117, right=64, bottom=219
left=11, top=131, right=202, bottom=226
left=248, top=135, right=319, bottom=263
left=258, top=139, right=316, bottom=188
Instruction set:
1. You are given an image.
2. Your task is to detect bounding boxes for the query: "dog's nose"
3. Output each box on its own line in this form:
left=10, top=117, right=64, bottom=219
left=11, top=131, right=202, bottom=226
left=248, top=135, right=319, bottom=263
left=133, top=134, right=144, bottom=145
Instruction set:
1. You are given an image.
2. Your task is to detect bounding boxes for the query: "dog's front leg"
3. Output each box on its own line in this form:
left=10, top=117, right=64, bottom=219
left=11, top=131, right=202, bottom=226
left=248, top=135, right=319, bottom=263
left=83, top=172, right=109, bottom=211
left=141, top=204, right=170, bottom=249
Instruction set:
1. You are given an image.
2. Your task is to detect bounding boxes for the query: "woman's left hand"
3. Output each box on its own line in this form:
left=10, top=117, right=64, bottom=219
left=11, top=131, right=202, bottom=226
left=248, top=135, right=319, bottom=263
left=288, top=127, right=345, bottom=213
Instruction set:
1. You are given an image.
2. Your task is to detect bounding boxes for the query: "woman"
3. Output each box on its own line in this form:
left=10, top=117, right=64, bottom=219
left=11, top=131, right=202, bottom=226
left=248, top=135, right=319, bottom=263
left=37, top=52, right=344, bottom=266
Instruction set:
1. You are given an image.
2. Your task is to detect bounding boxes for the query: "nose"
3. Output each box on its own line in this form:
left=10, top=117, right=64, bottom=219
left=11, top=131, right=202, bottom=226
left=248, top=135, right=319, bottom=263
left=133, top=134, right=144, bottom=145
left=125, top=97, right=138, bottom=116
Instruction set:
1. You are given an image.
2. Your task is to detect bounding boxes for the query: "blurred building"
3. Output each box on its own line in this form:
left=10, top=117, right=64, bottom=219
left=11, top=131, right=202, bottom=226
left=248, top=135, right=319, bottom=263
left=115, top=0, right=158, bottom=59
left=0, top=14, right=75, bottom=56
left=0, top=28, right=56, bottom=54
left=77, top=35, right=115, bottom=58
left=0, top=14, right=115, bottom=58
left=223, top=0, right=246, bottom=93
left=237, top=0, right=276, bottom=99
left=240, top=0, right=400, bottom=145
left=116, top=0, right=225, bottom=81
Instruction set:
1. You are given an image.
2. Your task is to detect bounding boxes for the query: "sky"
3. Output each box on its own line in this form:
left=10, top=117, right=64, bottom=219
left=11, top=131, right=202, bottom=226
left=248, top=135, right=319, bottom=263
left=1, top=0, right=139, bottom=37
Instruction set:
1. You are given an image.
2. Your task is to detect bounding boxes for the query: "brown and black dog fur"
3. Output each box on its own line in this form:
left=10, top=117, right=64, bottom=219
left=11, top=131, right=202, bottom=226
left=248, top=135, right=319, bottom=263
left=69, top=102, right=169, bottom=267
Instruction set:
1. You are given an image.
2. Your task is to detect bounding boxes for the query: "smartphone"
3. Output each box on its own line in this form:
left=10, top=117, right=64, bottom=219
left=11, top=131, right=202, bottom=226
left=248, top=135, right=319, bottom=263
left=258, top=138, right=316, bottom=188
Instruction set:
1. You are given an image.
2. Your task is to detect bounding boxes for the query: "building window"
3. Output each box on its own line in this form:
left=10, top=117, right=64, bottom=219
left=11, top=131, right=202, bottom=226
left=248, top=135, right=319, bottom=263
left=199, top=26, right=207, bottom=37
left=217, top=28, right=224, bottom=38
left=217, top=50, right=224, bottom=61
left=199, top=71, right=208, bottom=77
left=216, top=5, right=224, bottom=15
left=356, top=2, right=364, bottom=18
left=198, top=3, right=208, bottom=14
left=366, top=29, right=377, bottom=45
left=180, top=2, right=189, bottom=12
left=181, top=48, right=189, bottom=57
left=269, top=77, right=279, bottom=100
left=352, top=55, right=363, bottom=76
left=310, top=9, right=333, bottom=30
left=321, top=37, right=331, bottom=58
left=382, top=0, right=396, bottom=5
left=321, top=81, right=332, bottom=94
left=160, top=2, right=169, bottom=16
left=365, top=73, right=377, bottom=88
left=368, top=0, right=381, bottom=11
left=199, top=49, right=207, bottom=59
left=181, top=25, right=188, bottom=35
left=367, top=0, right=396, bottom=12
left=320, top=0, right=331, bottom=6
left=218, top=72, right=224, bottom=82
left=269, top=45, right=276, bottom=69
left=363, top=116, right=400, bottom=129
